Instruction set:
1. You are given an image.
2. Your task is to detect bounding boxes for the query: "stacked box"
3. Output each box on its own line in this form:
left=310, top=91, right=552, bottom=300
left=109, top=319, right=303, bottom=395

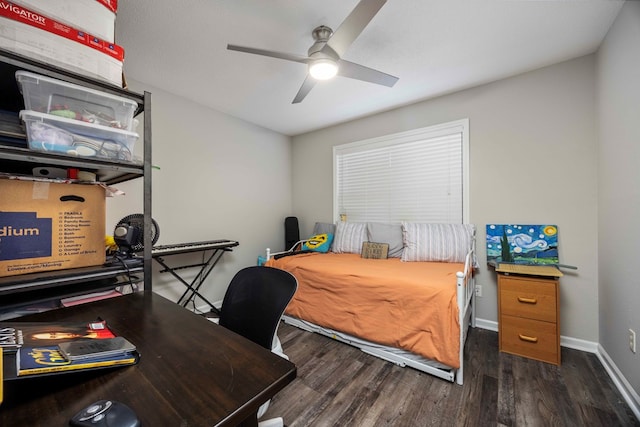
left=16, top=71, right=138, bottom=131
left=0, top=179, right=106, bottom=277
left=11, top=0, right=117, bottom=43
left=20, top=110, right=139, bottom=162
left=0, top=0, right=124, bottom=86
left=14, top=71, right=140, bottom=163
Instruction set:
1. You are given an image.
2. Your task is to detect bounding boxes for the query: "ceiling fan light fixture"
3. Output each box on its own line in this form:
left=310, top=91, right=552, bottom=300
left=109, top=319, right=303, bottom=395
left=309, top=59, right=338, bottom=80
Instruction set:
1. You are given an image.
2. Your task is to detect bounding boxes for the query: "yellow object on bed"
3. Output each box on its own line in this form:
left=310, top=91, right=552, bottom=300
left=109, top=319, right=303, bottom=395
left=266, top=252, right=463, bottom=368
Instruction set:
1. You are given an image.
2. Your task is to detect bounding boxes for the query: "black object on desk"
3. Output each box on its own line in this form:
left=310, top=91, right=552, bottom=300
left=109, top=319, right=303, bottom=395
left=69, top=400, right=140, bottom=427
left=151, top=239, right=239, bottom=314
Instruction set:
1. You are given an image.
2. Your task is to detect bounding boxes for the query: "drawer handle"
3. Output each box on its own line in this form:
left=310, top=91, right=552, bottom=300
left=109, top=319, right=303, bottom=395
left=517, top=297, right=537, bottom=304
left=519, top=334, right=539, bottom=343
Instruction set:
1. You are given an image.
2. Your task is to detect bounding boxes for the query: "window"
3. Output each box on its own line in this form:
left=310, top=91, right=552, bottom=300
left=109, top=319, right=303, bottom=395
left=333, top=119, right=469, bottom=223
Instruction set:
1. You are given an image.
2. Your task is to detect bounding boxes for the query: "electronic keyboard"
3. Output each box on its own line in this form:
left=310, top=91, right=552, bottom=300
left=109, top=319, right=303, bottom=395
left=152, top=240, right=238, bottom=257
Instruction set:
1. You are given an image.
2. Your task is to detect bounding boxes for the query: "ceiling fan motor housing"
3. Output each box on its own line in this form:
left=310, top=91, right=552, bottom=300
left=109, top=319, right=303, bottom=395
left=309, top=26, right=338, bottom=58
left=308, top=26, right=339, bottom=79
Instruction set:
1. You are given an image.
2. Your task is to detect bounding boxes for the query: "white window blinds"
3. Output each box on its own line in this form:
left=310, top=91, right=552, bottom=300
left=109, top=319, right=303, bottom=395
left=334, top=119, right=469, bottom=224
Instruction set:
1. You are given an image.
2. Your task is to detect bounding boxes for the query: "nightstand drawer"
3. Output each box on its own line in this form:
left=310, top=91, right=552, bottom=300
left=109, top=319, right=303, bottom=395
left=499, top=276, right=557, bottom=322
left=500, top=315, right=559, bottom=364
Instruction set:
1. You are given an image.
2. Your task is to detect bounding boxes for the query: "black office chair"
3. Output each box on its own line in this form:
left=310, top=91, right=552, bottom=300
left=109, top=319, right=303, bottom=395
left=218, top=266, right=298, bottom=427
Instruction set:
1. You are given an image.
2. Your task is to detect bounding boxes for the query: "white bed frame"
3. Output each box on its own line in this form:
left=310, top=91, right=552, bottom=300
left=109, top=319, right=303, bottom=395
left=268, top=248, right=476, bottom=385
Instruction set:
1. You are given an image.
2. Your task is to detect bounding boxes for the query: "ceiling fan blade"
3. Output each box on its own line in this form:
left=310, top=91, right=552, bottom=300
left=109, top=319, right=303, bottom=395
left=338, top=60, right=398, bottom=87
left=227, top=44, right=310, bottom=64
left=323, top=0, right=387, bottom=58
left=292, top=75, right=317, bottom=104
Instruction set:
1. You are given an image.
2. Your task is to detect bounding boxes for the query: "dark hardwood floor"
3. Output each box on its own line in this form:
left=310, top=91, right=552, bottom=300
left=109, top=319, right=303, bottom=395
left=263, top=323, right=639, bottom=427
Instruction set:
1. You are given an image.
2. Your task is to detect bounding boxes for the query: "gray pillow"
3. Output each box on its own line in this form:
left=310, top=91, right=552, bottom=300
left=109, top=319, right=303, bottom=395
left=312, top=222, right=336, bottom=236
left=367, top=222, right=404, bottom=258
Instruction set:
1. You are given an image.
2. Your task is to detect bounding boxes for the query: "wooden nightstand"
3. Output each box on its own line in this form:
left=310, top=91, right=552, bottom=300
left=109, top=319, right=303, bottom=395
left=498, top=272, right=561, bottom=365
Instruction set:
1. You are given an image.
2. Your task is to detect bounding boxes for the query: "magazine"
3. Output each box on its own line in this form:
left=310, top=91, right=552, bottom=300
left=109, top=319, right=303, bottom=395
left=0, top=320, right=116, bottom=352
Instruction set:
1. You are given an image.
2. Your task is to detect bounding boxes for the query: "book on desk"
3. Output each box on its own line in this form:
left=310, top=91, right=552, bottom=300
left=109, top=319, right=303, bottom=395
left=1, top=319, right=139, bottom=380
left=17, top=344, right=138, bottom=376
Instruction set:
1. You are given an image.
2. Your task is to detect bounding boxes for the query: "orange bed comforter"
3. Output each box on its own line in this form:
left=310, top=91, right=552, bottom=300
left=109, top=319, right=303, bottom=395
left=265, top=252, right=463, bottom=368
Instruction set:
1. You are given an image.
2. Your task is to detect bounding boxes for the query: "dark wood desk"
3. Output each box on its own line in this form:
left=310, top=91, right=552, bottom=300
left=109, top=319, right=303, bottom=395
left=0, top=292, right=296, bottom=426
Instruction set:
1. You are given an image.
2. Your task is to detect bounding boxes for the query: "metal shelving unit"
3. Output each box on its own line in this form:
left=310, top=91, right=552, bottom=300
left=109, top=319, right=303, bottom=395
left=0, top=48, right=152, bottom=319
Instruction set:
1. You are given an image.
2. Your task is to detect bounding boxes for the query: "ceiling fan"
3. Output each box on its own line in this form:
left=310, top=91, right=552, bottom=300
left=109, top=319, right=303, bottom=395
left=227, top=0, right=399, bottom=104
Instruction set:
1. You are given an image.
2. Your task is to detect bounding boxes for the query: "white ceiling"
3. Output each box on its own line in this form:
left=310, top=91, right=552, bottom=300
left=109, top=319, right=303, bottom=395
left=115, top=0, right=623, bottom=136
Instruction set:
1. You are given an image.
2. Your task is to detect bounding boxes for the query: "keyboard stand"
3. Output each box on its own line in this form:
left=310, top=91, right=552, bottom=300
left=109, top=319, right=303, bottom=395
left=151, top=240, right=239, bottom=315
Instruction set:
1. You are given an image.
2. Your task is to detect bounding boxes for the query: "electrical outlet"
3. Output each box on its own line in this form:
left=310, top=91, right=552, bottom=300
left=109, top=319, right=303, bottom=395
left=475, top=284, right=482, bottom=297
left=630, top=329, right=637, bottom=354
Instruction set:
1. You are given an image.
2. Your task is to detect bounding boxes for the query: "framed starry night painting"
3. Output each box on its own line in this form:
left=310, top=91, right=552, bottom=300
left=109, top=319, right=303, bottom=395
left=486, top=224, right=559, bottom=265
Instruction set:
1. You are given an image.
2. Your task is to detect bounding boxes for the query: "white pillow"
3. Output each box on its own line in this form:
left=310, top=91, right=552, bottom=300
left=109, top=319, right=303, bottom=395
left=332, top=222, right=367, bottom=254
left=401, top=223, right=475, bottom=263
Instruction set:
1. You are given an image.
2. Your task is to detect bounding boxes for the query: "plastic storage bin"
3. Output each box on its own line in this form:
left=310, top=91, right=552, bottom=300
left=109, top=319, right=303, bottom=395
left=15, top=71, right=138, bottom=131
left=20, top=110, right=139, bottom=163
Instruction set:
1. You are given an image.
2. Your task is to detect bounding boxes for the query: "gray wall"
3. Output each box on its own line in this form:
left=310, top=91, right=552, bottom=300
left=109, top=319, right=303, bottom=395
left=292, top=55, right=598, bottom=346
left=108, top=2, right=638, bottom=406
left=106, top=82, right=292, bottom=305
left=597, top=0, right=640, bottom=401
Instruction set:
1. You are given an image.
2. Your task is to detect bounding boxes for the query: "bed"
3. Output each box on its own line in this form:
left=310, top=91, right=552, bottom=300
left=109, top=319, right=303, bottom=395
left=265, top=222, right=476, bottom=385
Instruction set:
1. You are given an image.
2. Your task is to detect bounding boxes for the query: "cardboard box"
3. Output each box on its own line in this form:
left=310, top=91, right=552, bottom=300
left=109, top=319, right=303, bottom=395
left=11, top=0, right=117, bottom=43
left=0, top=180, right=106, bottom=277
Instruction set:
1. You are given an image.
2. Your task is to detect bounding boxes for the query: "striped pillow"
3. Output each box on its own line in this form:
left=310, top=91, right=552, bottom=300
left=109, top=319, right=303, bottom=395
left=401, top=223, right=475, bottom=263
left=332, top=222, right=367, bottom=254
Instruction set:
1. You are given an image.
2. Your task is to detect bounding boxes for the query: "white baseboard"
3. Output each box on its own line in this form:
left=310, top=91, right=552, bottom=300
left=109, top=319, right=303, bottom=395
left=475, top=317, right=639, bottom=421
left=474, top=317, right=497, bottom=332
left=560, top=335, right=599, bottom=353
left=596, top=345, right=640, bottom=421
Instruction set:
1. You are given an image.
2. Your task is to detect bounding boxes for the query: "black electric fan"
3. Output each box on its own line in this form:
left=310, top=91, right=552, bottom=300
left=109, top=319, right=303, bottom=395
left=113, top=213, right=159, bottom=258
